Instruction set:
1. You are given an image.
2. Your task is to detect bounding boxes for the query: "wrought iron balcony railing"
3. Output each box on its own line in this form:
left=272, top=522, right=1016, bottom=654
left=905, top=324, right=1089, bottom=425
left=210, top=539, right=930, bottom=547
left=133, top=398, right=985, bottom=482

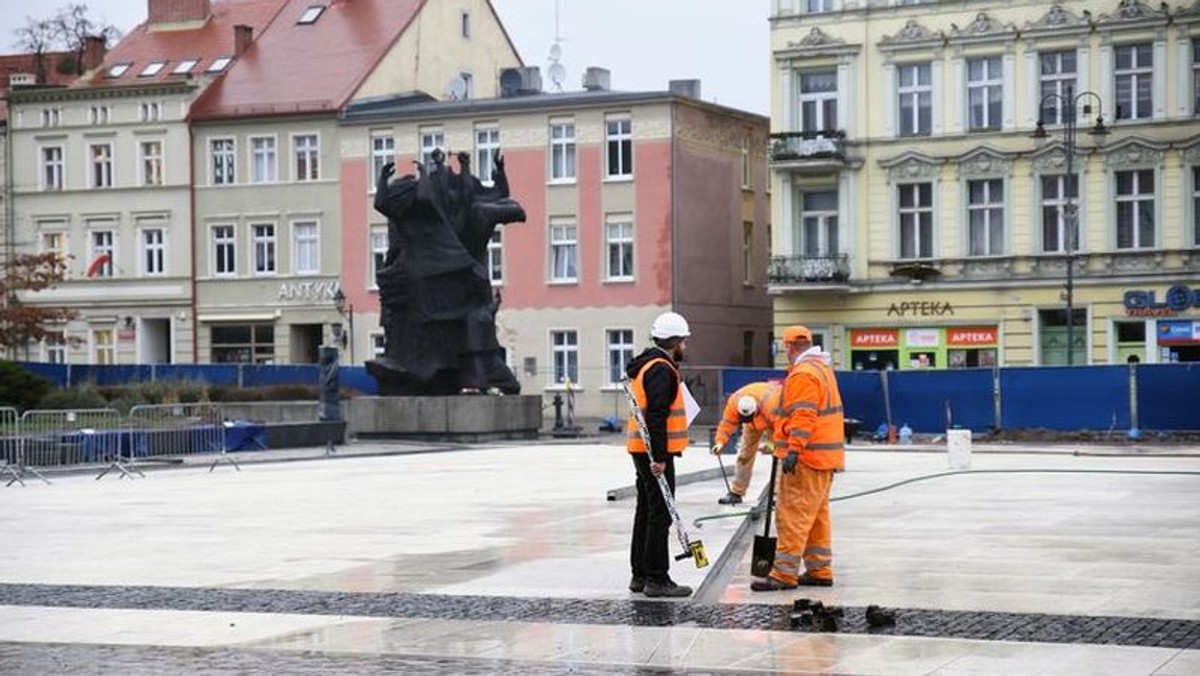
left=768, top=254, right=851, bottom=285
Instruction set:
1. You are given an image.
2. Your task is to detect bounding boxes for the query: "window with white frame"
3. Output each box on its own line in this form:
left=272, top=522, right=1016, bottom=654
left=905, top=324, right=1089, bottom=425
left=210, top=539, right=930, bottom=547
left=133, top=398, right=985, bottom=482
left=1040, top=174, right=1079, bottom=253
left=89, top=143, right=113, bottom=188
left=141, top=227, right=165, bottom=276
left=40, top=107, right=61, bottom=127
left=210, top=138, right=235, bottom=185
left=1114, top=44, right=1152, bottom=121
left=140, top=101, right=161, bottom=121
left=474, top=125, right=500, bottom=185
left=743, top=221, right=754, bottom=285
left=293, top=221, right=319, bottom=274
left=252, top=224, right=277, bottom=274
left=92, top=328, right=115, bottom=365
left=549, top=217, right=578, bottom=282
left=967, top=56, right=1002, bottom=131
left=798, top=71, right=837, bottom=132
left=89, top=230, right=114, bottom=278
left=741, top=137, right=751, bottom=188
left=801, top=191, right=839, bottom=257
left=459, top=72, right=473, bottom=99
left=139, top=61, right=165, bottom=77
left=897, top=63, right=932, bottom=135
left=293, top=134, right=319, bottom=181
left=251, top=136, right=277, bottom=183
left=806, top=0, right=834, bottom=12
left=420, top=128, right=444, bottom=169
left=370, top=225, right=387, bottom=288
left=140, top=140, right=164, bottom=186
left=1039, top=50, right=1077, bottom=126
left=550, top=120, right=576, bottom=181
left=372, top=333, right=386, bottom=357
left=41, top=146, right=64, bottom=191
left=1193, top=167, right=1200, bottom=246
left=487, top=229, right=503, bottom=284
left=43, top=331, right=65, bottom=364
left=966, top=179, right=1004, bottom=256
left=370, top=133, right=394, bottom=188
left=898, top=183, right=933, bottom=259
left=606, top=116, right=633, bottom=178
left=605, top=215, right=634, bottom=281
left=1115, top=169, right=1154, bottom=249
left=1193, top=40, right=1200, bottom=115
left=212, top=225, right=236, bottom=276
left=40, top=230, right=68, bottom=265
left=551, top=330, right=578, bottom=385
left=607, top=329, right=634, bottom=384
left=206, top=56, right=232, bottom=73
left=89, top=106, right=110, bottom=125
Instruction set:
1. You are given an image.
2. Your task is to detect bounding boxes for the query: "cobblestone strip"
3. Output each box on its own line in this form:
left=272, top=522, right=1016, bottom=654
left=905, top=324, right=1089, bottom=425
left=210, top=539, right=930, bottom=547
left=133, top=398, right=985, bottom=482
left=1, top=583, right=1197, bottom=650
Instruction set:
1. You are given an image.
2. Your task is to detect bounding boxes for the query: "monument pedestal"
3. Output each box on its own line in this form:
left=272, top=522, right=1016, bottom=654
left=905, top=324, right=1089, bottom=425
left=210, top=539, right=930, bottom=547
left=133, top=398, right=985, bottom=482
left=346, top=395, right=541, bottom=442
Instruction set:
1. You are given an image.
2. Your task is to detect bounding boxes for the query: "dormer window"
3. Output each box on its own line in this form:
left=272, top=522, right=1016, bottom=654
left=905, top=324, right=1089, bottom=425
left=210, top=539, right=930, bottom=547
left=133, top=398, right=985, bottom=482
left=139, top=61, right=166, bottom=77
left=173, top=59, right=198, bottom=75
left=107, top=63, right=131, bottom=78
left=206, top=56, right=233, bottom=73
left=298, top=6, right=324, bottom=24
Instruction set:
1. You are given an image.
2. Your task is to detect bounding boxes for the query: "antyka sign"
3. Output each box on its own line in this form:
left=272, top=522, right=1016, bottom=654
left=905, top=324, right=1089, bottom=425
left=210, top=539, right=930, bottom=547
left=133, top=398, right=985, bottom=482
left=850, top=329, right=899, bottom=347
left=278, top=279, right=339, bottom=302
left=947, top=326, right=998, bottom=346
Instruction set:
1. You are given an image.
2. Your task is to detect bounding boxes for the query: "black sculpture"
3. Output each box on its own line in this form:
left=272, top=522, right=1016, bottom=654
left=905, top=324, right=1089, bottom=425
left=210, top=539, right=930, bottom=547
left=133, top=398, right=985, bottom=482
left=366, top=148, right=525, bottom=395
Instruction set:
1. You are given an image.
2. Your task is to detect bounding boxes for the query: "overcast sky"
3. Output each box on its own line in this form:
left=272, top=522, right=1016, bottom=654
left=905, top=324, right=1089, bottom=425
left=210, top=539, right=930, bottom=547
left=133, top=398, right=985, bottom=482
left=0, top=0, right=769, bottom=115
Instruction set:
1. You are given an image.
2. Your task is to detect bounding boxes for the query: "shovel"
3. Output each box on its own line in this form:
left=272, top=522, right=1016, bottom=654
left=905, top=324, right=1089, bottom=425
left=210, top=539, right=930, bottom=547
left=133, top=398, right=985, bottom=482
left=750, top=456, right=778, bottom=578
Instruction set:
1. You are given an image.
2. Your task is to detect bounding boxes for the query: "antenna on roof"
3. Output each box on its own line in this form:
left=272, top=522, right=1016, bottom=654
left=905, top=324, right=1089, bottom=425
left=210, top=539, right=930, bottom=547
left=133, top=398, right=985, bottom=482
left=547, top=0, right=565, bottom=91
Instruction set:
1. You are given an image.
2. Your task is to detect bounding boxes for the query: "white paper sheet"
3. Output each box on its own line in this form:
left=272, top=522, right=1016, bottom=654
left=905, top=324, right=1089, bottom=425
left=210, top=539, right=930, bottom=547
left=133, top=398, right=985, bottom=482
left=681, top=382, right=700, bottom=427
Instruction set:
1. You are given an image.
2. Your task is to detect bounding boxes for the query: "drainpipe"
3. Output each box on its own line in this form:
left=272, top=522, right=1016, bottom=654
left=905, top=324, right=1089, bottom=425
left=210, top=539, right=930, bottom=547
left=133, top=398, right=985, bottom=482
left=188, top=123, right=198, bottom=361
left=670, top=103, right=678, bottom=314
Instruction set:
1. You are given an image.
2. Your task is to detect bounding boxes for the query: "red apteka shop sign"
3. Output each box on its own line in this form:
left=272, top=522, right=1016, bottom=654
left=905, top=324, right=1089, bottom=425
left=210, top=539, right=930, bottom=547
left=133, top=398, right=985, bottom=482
left=850, top=329, right=899, bottom=347
left=947, top=326, right=998, bottom=346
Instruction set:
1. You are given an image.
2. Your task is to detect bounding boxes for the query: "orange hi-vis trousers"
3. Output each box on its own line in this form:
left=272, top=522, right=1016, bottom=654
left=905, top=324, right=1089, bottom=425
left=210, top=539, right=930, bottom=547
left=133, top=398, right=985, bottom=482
left=729, top=425, right=768, bottom=497
left=769, top=461, right=834, bottom=586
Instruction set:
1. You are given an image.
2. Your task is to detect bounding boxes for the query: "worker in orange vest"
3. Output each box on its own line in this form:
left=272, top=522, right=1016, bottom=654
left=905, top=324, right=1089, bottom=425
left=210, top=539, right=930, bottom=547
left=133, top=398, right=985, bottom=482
left=710, top=381, right=783, bottom=505
left=752, top=325, right=845, bottom=591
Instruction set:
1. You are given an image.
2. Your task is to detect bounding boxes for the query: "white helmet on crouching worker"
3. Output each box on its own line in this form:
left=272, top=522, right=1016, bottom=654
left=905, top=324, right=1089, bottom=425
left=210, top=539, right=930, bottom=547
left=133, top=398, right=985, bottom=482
left=651, top=312, right=691, bottom=340
left=736, top=395, right=758, bottom=422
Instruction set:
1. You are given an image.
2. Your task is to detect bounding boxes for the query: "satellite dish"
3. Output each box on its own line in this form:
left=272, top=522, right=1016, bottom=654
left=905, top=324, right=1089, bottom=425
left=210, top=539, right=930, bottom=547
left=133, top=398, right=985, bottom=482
left=548, top=43, right=562, bottom=61
left=447, top=75, right=468, bottom=100
left=499, top=68, right=522, bottom=97
left=548, top=62, right=566, bottom=90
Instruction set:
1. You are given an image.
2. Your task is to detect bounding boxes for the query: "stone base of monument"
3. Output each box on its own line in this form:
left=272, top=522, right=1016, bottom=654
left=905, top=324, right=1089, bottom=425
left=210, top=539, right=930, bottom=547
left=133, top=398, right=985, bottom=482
left=346, top=395, right=542, bottom=442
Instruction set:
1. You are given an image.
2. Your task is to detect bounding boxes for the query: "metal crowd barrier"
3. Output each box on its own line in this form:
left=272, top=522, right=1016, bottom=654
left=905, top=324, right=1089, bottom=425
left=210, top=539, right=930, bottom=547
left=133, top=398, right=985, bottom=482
left=128, top=403, right=237, bottom=471
left=1, top=406, right=46, bottom=486
left=16, top=408, right=131, bottom=480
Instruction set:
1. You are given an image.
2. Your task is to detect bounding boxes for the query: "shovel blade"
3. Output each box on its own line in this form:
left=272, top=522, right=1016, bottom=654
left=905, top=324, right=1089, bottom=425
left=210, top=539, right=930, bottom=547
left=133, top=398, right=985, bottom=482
left=751, top=535, right=776, bottom=578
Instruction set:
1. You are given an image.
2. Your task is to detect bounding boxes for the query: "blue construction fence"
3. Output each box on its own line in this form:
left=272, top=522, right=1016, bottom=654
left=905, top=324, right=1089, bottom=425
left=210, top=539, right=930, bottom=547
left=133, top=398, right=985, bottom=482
left=716, top=363, right=1200, bottom=434
left=17, top=362, right=379, bottom=397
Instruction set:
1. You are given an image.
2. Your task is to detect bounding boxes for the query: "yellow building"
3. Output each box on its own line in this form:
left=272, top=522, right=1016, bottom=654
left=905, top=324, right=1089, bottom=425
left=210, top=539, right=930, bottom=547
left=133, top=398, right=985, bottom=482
left=769, top=0, right=1200, bottom=369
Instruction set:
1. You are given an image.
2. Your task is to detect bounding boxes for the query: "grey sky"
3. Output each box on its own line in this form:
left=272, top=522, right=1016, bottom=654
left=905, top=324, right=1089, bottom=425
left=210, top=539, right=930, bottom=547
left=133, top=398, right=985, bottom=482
left=1, top=0, right=769, bottom=115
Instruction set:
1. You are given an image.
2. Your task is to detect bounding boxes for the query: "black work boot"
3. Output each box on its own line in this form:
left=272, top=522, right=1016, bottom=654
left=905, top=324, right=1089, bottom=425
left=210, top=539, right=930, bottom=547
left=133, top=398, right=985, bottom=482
left=643, top=579, right=692, bottom=598
left=628, top=576, right=645, bottom=593
left=717, top=492, right=743, bottom=505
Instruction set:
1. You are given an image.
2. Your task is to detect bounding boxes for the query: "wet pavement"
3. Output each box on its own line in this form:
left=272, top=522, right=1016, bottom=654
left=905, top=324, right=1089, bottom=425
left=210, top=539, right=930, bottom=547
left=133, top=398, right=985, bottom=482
left=1, top=438, right=1199, bottom=674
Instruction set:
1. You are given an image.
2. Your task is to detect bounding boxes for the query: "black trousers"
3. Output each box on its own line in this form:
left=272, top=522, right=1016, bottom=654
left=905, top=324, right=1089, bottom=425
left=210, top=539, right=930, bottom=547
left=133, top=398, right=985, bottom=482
left=629, top=452, right=677, bottom=584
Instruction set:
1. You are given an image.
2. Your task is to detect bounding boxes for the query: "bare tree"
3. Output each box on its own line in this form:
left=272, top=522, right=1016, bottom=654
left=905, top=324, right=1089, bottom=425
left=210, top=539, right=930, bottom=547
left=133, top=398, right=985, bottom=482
left=12, top=17, right=56, bottom=83
left=51, top=3, right=121, bottom=75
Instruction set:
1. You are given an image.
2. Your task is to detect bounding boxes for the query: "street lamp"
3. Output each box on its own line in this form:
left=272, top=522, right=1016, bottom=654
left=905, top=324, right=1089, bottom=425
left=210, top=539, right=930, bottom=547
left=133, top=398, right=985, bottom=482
left=1031, top=85, right=1109, bottom=366
left=333, top=288, right=355, bottom=365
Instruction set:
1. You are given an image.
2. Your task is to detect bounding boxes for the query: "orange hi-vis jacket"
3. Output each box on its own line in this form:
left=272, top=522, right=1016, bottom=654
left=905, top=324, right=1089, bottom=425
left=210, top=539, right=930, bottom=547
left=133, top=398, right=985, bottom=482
left=626, top=357, right=689, bottom=455
left=714, top=382, right=783, bottom=447
left=776, top=353, right=845, bottom=471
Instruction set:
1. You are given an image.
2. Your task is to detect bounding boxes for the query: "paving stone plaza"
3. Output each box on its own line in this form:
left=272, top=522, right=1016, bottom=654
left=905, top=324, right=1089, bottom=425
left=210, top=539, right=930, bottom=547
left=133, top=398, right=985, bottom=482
left=1, top=439, right=1198, bottom=674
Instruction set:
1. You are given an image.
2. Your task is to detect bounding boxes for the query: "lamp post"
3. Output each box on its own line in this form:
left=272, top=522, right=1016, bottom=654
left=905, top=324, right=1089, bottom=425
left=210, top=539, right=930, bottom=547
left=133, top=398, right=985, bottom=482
left=333, top=288, right=355, bottom=365
left=1031, top=85, right=1109, bottom=365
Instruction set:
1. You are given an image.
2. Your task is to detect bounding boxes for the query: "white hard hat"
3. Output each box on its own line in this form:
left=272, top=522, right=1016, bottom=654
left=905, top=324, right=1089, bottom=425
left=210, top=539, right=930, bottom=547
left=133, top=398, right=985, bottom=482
left=651, top=312, right=691, bottom=339
left=736, top=395, right=758, bottom=418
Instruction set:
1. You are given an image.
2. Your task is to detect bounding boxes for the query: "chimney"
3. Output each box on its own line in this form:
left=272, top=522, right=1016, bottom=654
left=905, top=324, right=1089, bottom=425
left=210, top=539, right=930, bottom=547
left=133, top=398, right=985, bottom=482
left=234, top=25, right=253, bottom=56
left=148, top=0, right=212, bottom=26
left=669, top=79, right=701, bottom=99
left=81, top=35, right=108, bottom=72
left=582, top=67, right=610, bottom=92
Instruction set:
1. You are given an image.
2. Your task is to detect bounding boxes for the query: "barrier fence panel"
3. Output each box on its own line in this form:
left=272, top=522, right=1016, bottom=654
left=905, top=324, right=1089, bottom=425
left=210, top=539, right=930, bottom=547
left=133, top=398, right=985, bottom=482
left=129, top=403, right=225, bottom=459
left=837, top=370, right=887, bottom=434
left=18, top=409, right=124, bottom=467
left=1000, top=366, right=1130, bottom=431
left=1134, top=363, right=1200, bottom=432
left=888, top=368, right=996, bottom=433
left=1, top=407, right=21, bottom=483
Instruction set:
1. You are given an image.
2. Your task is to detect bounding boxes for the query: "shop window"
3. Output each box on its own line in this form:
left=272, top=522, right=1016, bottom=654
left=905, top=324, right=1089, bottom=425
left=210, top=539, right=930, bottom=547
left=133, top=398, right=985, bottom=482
left=948, top=348, right=996, bottom=368
left=211, top=324, right=275, bottom=363
left=1114, top=321, right=1146, bottom=364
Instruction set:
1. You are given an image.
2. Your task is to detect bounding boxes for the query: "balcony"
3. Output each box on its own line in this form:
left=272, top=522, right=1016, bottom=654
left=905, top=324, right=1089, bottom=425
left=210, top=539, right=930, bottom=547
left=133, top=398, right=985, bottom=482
left=769, top=131, right=852, bottom=174
left=768, top=254, right=851, bottom=291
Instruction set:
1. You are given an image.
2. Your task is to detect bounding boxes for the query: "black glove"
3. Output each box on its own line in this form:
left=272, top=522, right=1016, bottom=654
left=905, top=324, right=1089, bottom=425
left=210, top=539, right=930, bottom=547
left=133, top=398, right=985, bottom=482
left=782, top=452, right=799, bottom=474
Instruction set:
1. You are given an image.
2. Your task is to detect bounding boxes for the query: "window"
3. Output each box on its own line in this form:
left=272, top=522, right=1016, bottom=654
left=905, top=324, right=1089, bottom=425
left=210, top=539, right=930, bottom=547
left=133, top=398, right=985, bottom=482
left=801, top=191, right=839, bottom=257
left=898, top=183, right=933, bottom=259
left=487, top=230, right=503, bottom=284
left=370, top=225, right=387, bottom=288
left=605, top=215, right=634, bottom=280
left=1114, top=44, right=1152, bottom=120
left=89, top=230, right=114, bottom=278
left=212, top=225, right=236, bottom=276
left=1194, top=167, right=1200, bottom=246
left=806, top=0, right=834, bottom=12
left=41, top=146, right=64, bottom=191
left=293, top=221, right=318, bottom=274
left=41, top=231, right=68, bottom=265
left=605, top=116, right=633, bottom=178
left=107, top=63, right=130, bottom=78
left=89, top=106, right=110, bottom=124
left=370, top=133, right=394, bottom=188
left=607, top=329, right=634, bottom=384
left=551, top=330, right=578, bottom=384
left=1115, top=169, right=1154, bottom=249
left=458, top=72, right=473, bottom=99
left=141, top=227, right=165, bottom=276
left=1041, top=174, right=1079, bottom=253
left=549, top=218, right=578, bottom=282
left=1039, top=51, right=1077, bottom=126
left=461, top=10, right=471, bottom=38
left=172, top=59, right=198, bottom=75
left=799, top=71, right=837, bottom=132
left=475, top=126, right=500, bottom=185
left=298, top=5, right=324, bottom=24
left=742, top=221, right=754, bottom=285
left=252, top=224, right=277, bottom=275
left=40, top=107, right=61, bottom=127
left=210, top=138, right=235, bottom=185
left=741, top=137, right=751, bottom=189
left=420, top=128, right=444, bottom=169
left=92, top=328, right=115, bottom=365
left=206, top=56, right=232, bottom=73
left=1193, top=40, right=1200, bottom=115
left=550, top=121, right=576, bottom=181
left=140, top=101, right=161, bottom=122
left=43, top=331, right=65, bottom=364
left=293, top=134, right=319, bottom=181
left=966, top=179, right=1004, bottom=255
left=897, top=63, right=932, bottom=136
left=138, top=61, right=165, bottom=77
left=211, top=324, right=275, bottom=363
left=967, top=57, right=1002, bottom=131
left=89, top=143, right=113, bottom=188
left=140, top=140, right=164, bottom=186
left=250, top=136, right=277, bottom=183
left=372, top=333, right=386, bottom=358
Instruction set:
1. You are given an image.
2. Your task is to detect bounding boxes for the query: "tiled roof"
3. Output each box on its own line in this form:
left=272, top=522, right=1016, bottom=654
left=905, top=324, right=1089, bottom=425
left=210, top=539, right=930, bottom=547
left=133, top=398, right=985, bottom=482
left=0, top=51, right=79, bottom=123
left=189, top=0, right=427, bottom=120
left=79, top=0, right=287, bottom=87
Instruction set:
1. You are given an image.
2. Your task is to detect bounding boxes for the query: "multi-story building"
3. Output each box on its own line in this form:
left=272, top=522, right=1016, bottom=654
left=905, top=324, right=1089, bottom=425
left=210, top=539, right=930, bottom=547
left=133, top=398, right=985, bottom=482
left=341, top=76, right=771, bottom=418
left=769, top=0, right=1200, bottom=369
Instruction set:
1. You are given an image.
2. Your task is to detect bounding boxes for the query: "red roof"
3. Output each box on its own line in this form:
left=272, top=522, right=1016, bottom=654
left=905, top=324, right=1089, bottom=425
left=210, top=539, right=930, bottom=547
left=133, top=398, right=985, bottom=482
left=0, top=51, right=79, bottom=123
left=190, top=0, right=428, bottom=120
left=80, top=0, right=287, bottom=87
